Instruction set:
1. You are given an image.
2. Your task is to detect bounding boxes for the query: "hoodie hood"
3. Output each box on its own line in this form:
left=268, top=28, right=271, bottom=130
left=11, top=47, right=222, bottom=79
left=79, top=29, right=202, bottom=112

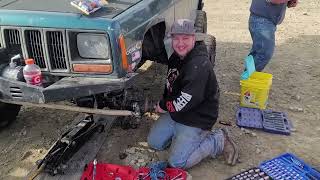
left=188, top=41, right=208, bottom=58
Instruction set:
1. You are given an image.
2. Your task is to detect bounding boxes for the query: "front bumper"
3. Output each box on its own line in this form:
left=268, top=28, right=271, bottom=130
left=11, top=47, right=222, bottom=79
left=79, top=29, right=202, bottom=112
left=0, top=74, right=137, bottom=103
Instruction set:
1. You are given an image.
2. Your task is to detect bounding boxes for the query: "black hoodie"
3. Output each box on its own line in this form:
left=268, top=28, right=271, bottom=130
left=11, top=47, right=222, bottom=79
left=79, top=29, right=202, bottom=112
left=159, top=41, right=219, bottom=130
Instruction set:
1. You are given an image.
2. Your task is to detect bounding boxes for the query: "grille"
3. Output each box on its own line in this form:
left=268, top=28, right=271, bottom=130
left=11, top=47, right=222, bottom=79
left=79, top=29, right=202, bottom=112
left=0, top=28, right=2, bottom=48
left=46, top=31, right=68, bottom=70
left=25, top=30, right=46, bottom=68
left=3, top=29, right=23, bottom=55
left=2, top=27, right=69, bottom=72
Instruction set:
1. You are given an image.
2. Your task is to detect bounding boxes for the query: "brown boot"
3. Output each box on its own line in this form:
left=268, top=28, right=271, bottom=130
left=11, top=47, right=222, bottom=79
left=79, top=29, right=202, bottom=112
left=221, top=128, right=239, bottom=166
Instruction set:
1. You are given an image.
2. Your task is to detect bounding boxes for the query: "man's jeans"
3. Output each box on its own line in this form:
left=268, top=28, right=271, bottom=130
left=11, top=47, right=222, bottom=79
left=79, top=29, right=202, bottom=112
left=147, top=113, right=224, bottom=169
left=249, top=14, right=277, bottom=71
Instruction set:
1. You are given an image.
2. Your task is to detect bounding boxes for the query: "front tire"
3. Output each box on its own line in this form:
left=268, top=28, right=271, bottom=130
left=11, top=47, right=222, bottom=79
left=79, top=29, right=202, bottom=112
left=195, top=10, right=207, bottom=33
left=0, top=102, right=21, bottom=128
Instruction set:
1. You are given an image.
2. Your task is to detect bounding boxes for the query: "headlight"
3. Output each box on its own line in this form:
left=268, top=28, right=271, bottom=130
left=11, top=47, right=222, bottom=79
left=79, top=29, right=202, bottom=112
left=77, top=33, right=110, bottom=60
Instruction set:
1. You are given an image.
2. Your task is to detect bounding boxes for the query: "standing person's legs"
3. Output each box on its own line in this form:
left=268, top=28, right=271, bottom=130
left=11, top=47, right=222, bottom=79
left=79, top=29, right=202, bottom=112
left=249, top=14, right=277, bottom=71
left=168, top=123, right=225, bottom=169
left=147, top=113, right=175, bottom=150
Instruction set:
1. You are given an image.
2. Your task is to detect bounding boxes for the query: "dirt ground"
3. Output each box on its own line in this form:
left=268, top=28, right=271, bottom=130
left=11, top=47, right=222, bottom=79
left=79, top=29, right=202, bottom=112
left=1, top=0, right=319, bottom=179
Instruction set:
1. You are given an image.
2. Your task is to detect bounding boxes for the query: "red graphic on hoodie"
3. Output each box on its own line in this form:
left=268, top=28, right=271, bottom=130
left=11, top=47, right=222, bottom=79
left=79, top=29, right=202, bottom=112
left=166, top=101, right=176, bottom=112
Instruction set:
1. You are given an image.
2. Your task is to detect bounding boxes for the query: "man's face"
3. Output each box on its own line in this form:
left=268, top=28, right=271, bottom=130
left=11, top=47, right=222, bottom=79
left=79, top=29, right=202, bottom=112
left=172, top=34, right=195, bottom=57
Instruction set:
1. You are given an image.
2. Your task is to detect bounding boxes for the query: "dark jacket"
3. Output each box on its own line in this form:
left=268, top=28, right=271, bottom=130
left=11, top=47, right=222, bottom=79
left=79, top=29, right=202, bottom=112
left=250, top=0, right=287, bottom=25
left=159, top=42, right=219, bottom=130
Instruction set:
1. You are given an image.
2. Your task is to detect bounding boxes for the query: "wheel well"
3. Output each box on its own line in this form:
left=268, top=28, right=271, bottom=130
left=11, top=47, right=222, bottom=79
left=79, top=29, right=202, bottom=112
left=140, top=22, right=168, bottom=64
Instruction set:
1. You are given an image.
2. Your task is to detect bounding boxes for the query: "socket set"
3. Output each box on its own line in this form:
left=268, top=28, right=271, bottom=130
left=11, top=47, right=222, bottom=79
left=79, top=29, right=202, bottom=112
left=262, top=110, right=291, bottom=135
left=226, top=168, right=272, bottom=180
left=260, top=153, right=320, bottom=180
left=236, top=107, right=292, bottom=135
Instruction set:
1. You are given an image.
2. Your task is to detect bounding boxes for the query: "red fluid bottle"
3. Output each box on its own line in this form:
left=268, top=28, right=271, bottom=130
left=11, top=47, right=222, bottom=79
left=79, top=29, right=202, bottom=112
left=23, top=59, right=42, bottom=86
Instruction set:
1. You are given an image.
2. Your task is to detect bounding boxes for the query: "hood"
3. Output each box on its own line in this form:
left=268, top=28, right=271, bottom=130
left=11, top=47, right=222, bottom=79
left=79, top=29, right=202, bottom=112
left=0, top=0, right=141, bottom=19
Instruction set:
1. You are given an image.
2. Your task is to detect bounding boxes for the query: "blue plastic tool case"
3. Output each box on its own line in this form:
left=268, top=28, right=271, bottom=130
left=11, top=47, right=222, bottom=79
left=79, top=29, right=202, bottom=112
left=236, top=107, right=292, bottom=135
left=236, top=107, right=263, bottom=129
left=259, top=153, right=320, bottom=180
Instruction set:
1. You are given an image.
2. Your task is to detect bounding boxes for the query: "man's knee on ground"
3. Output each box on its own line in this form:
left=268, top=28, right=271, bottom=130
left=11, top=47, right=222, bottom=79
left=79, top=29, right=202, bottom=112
left=147, top=134, right=166, bottom=151
left=168, top=156, right=187, bottom=169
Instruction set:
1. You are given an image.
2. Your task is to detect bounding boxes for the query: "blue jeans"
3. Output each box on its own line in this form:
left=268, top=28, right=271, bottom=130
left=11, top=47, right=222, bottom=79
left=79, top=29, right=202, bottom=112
left=147, top=113, right=224, bottom=169
left=249, top=14, right=277, bottom=71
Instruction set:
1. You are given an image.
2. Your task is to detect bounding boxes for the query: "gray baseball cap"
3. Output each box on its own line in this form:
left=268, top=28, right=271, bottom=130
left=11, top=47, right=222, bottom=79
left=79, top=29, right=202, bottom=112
left=169, top=19, right=196, bottom=35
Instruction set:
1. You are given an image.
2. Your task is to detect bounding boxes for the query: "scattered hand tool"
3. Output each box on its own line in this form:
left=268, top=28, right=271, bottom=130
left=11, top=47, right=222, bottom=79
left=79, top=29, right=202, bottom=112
left=93, top=159, right=97, bottom=180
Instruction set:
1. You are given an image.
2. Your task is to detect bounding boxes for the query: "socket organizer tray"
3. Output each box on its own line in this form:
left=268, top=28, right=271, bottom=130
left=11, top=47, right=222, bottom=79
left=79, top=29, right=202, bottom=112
left=236, top=107, right=264, bottom=129
left=262, top=110, right=291, bottom=135
left=259, top=153, right=320, bottom=180
left=226, top=167, right=272, bottom=180
left=236, top=107, right=292, bottom=135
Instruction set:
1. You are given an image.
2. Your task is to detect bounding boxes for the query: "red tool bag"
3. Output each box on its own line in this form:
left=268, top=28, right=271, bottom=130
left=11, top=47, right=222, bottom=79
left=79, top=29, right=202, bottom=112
left=81, top=162, right=137, bottom=180
left=81, top=162, right=187, bottom=180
